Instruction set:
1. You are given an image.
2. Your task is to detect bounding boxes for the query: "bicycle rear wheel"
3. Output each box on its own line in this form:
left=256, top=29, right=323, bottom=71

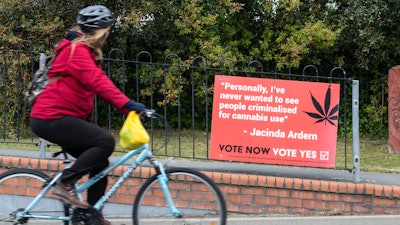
left=0, top=168, right=69, bottom=225
left=133, top=167, right=227, bottom=225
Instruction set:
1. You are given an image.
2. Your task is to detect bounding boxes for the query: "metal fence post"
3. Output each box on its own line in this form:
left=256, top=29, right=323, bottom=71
left=38, top=53, right=47, bottom=159
left=38, top=138, right=46, bottom=158
left=352, top=80, right=360, bottom=182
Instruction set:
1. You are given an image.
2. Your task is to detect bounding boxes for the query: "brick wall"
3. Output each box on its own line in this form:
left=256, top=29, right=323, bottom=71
left=1, top=155, right=400, bottom=215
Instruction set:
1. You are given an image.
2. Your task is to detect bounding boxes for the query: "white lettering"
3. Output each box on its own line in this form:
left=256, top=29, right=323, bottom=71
left=287, top=130, right=318, bottom=140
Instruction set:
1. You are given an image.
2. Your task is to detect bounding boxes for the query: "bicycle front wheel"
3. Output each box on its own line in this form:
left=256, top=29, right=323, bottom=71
left=133, top=167, right=227, bottom=225
left=0, top=168, right=69, bottom=225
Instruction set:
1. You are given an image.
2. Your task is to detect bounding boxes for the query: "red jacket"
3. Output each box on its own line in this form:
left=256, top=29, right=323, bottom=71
left=30, top=39, right=130, bottom=120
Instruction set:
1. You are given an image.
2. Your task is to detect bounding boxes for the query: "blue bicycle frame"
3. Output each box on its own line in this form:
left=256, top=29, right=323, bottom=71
left=17, top=143, right=181, bottom=222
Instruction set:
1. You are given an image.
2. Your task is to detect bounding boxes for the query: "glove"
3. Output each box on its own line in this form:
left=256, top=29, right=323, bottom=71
left=123, top=100, right=146, bottom=113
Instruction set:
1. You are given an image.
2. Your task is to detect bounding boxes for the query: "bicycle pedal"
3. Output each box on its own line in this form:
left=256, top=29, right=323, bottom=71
left=72, top=206, right=101, bottom=225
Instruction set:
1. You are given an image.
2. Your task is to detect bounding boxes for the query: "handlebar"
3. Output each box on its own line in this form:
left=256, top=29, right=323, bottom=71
left=141, top=109, right=156, bottom=118
left=140, top=109, right=165, bottom=126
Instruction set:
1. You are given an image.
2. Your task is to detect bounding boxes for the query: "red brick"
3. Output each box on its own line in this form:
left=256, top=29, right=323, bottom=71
left=311, top=180, right=321, bottom=191
left=229, top=194, right=253, bottom=204
left=337, top=182, right=347, bottom=193
left=329, top=181, right=338, bottom=192
left=371, top=205, right=384, bottom=213
left=327, top=202, right=351, bottom=212
left=302, top=179, right=313, bottom=190
left=127, top=186, right=140, bottom=196
left=266, top=205, right=289, bottom=213
left=124, top=177, right=141, bottom=187
left=320, top=181, right=330, bottom=192
left=341, top=195, right=364, bottom=203
left=371, top=197, right=396, bottom=206
left=291, top=190, right=314, bottom=199
left=353, top=204, right=371, bottom=213
left=226, top=203, right=239, bottom=212
left=284, top=178, right=294, bottom=188
left=392, top=186, right=400, bottom=198
left=266, top=188, right=290, bottom=198
left=291, top=207, right=313, bottom=214
left=221, top=173, right=232, bottom=184
left=219, top=185, right=240, bottom=194
left=315, top=193, right=340, bottom=201
left=0, top=156, right=11, bottom=166
left=355, top=183, right=365, bottom=194
left=303, top=199, right=326, bottom=209
left=49, top=160, right=60, bottom=170
left=275, top=177, right=285, bottom=188
left=241, top=187, right=265, bottom=195
left=254, top=196, right=278, bottom=205
left=266, top=176, right=276, bottom=187
left=248, top=175, right=259, bottom=186
left=138, top=166, right=154, bottom=178
left=385, top=207, right=400, bottom=214
left=365, top=183, right=375, bottom=195
left=115, top=195, right=135, bottom=204
left=39, top=159, right=49, bottom=170
left=347, top=183, right=356, bottom=194
left=383, top=185, right=394, bottom=198
left=279, top=198, right=302, bottom=208
left=230, top=174, right=240, bottom=185
left=238, top=175, right=250, bottom=185
left=374, top=185, right=384, bottom=197
left=113, top=166, right=124, bottom=176
left=256, top=175, right=267, bottom=187
left=210, top=172, right=223, bottom=184
left=11, top=157, right=20, bottom=167
left=240, top=204, right=265, bottom=214
left=293, top=178, right=303, bottom=189
left=20, top=158, right=29, bottom=168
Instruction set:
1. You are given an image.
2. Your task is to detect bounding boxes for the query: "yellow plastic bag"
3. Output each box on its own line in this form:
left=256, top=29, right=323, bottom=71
left=119, top=111, right=150, bottom=151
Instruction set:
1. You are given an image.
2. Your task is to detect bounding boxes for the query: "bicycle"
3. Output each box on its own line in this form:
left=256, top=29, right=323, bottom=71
left=0, top=109, right=227, bottom=225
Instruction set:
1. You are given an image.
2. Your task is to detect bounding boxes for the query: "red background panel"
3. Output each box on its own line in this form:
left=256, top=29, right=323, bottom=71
left=210, top=75, right=340, bottom=168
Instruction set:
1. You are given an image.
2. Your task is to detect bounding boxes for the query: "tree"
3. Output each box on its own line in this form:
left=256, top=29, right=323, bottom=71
left=332, top=0, right=400, bottom=136
left=1, top=0, right=396, bottom=136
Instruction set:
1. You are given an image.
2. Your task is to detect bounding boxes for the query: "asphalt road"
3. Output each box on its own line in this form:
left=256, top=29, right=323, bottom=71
left=10, top=215, right=400, bottom=225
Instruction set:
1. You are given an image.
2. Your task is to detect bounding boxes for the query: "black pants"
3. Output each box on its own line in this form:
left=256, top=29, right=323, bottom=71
left=30, top=116, right=115, bottom=206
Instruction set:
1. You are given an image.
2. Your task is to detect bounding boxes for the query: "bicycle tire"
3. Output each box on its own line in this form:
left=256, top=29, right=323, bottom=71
left=133, top=167, right=227, bottom=225
left=0, top=168, right=69, bottom=225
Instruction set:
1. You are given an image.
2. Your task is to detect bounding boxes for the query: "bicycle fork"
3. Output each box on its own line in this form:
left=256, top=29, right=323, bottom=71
left=152, top=160, right=182, bottom=218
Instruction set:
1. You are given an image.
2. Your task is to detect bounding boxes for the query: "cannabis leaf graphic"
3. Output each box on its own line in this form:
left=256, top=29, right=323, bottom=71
left=303, top=85, right=339, bottom=126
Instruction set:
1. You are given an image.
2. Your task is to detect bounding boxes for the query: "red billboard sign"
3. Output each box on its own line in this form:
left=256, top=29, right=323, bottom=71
left=210, top=75, right=340, bottom=168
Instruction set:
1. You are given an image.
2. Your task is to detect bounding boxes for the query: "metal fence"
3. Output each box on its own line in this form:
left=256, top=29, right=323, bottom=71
left=0, top=44, right=360, bottom=181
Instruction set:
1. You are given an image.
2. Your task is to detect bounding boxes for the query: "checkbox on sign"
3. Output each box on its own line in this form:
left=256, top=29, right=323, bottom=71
left=320, top=151, right=329, bottom=160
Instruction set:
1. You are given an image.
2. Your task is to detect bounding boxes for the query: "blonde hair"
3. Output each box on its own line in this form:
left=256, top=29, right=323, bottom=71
left=72, top=27, right=110, bottom=61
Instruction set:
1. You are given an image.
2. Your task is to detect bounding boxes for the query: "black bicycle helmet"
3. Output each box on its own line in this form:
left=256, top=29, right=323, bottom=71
left=77, top=5, right=113, bottom=32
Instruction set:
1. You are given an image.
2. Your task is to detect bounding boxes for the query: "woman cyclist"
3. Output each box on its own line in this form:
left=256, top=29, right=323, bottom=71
left=29, top=5, right=144, bottom=224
